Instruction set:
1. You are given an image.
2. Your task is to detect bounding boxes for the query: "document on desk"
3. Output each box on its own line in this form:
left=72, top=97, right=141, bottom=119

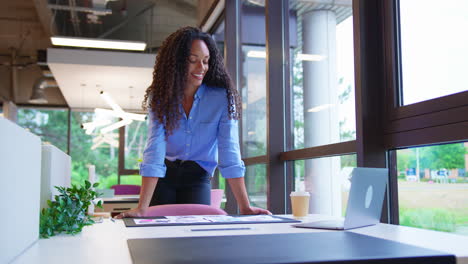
left=123, top=215, right=300, bottom=227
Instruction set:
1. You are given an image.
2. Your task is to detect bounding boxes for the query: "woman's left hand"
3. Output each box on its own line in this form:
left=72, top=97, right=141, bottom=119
left=240, top=206, right=272, bottom=215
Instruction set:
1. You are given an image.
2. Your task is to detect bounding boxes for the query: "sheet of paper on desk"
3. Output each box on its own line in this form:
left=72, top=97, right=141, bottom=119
left=130, top=215, right=300, bottom=226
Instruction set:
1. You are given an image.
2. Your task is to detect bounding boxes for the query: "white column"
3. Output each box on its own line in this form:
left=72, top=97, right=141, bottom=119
left=87, top=164, right=96, bottom=215
left=302, top=10, right=341, bottom=216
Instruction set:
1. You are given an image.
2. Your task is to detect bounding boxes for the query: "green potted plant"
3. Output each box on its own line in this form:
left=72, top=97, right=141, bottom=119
left=39, top=180, right=103, bottom=238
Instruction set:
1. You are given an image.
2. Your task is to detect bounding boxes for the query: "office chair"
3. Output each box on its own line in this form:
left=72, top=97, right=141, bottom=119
left=144, top=204, right=227, bottom=216
left=110, top=184, right=141, bottom=195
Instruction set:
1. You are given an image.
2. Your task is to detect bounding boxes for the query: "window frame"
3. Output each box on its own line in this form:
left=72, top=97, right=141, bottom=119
left=382, top=0, right=468, bottom=223
left=383, top=0, right=468, bottom=149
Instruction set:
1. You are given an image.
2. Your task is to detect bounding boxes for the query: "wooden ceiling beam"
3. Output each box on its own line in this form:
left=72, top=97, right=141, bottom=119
left=31, top=0, right=57, bottom=38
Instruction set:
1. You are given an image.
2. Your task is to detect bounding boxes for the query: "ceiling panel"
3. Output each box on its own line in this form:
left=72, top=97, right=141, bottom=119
left=47, top=48, right=155, bottom=111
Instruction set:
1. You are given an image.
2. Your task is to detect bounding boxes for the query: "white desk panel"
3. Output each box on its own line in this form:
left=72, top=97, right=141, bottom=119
left=12, top=214, right=468, bottom=264
left=0, top=117, right=42, bottom=264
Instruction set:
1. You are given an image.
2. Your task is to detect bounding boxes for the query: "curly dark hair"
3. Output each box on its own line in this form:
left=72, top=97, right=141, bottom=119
left=142, top=26, right=241, bottom=136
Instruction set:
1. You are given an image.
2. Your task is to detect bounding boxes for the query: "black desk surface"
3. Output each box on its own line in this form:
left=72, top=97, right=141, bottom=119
left=127, top=231, right=454, bottom=264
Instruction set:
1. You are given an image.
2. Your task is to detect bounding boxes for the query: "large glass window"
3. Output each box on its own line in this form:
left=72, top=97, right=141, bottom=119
left=290, top=1, right=355, bottom=149
left=211, top=20, right=227, bottom=206
left=241, top=1, right=267, bottom=158
left=399, top=0, right=468, bottom=105
left=396, top=142, right=468, bottom=235
left=294, top=154, right=357, bottom=217
left=124, top=119, right=148, bottom=170
left=70, top=111, right=119, bottom=188
left=17, top=108, right=68, bottom=153
left=245, top=164, right=267, bottom=209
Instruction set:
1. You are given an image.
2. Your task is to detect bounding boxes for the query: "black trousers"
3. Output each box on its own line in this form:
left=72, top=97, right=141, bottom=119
left=149, top=159, right=211, bottom=206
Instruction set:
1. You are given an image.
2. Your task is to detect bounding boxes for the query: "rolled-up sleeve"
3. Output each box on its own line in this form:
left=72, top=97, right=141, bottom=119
left=217, top=108, right=245, bottom=179
left=139, top=111, right=167, bottom=177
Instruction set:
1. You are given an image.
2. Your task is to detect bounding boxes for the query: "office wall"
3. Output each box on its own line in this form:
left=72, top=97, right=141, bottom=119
left=40, top=144, right=71, bottom=210
left=0, top=117, right=42, bottom=263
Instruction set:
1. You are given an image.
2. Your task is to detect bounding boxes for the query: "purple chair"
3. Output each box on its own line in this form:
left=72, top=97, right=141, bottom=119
left=144, top=204, right=227, bottom=216
left=110, top=184, right=141, bottom=195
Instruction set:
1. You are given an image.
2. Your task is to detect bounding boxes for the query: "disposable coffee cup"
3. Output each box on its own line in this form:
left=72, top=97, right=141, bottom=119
left=290, top=191, right=310, bottom=218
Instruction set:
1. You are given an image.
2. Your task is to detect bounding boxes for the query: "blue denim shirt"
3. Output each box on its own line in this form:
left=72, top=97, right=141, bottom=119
left=139, top=84, right=245, bottom=179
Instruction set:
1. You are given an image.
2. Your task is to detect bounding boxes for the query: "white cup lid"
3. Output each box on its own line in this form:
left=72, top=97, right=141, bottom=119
left=290, top=191, right=310, bottom=196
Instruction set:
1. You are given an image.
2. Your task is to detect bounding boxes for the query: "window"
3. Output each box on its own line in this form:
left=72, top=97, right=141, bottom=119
left=290, top=1, right=355, bottom=149
left=70, top=111, right=119, bottom=188
left=245, top=164, right=267, bottom=209
left=241, top=1, right=267, bottom=158
left=241, top=45, right=267, bottom=157
left=211, top=20, right=228, bottom=205
left=124, top=119, right=148, bottom=170
left=118, top=175, right=142, bottom=186
left=398, top=0, right=468, bottom=105
left=380, top=0, right=468, bottom=230
left=294, top=154, right=356, bottom=216
left=17, top=108, right=68, bottom=153
left=396, top=142, right=468, bottom=235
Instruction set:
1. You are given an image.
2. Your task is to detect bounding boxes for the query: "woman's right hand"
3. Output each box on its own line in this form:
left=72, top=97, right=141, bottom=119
left=114, top=207, right=147, bottom=219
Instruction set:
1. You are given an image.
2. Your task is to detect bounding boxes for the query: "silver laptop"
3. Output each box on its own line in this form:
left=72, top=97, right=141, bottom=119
left=293, top=167, right=388, bottom=230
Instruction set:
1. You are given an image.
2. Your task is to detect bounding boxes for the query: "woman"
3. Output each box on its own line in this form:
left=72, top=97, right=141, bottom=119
left=116, top=27, right=271, bottom=218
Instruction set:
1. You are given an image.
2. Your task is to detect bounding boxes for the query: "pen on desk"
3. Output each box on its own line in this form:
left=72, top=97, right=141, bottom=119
left=190, top=227, right=252, bottom=232
left=110, top=217, right=116, bottom=223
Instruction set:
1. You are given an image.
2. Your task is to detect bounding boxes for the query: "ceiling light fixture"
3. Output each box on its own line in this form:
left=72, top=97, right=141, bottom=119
left=307, top=104, right=335, bottom=113
left=99, top=118, right=133, bottom=134
left=81, top=119, right=112, bottom=135
left=29, top=77, right=59, bottom=104
left=99, top=91, right=146, bottom=121
left=51, top=36, right=147, bottom=51
left=297, top=53, right=326, bottom=61
left=246, top=50, right=267, bottom=58
left=81, top=91, right=146, bottom=150
left=246, top=51, right=326, bottom=61
left=94, top=108, right=146, bottom=121
left=91, top=133, right=119, bottom=150
left=82, top=91, right=146, bottom=135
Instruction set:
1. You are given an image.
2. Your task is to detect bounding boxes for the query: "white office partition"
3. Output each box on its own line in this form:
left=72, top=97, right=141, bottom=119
left=41, top=144, right=71, bottom=210
left=0, top=117, right=42, bottom=263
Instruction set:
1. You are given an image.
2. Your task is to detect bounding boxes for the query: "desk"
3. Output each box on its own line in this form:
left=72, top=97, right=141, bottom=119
left=12, top=214, right=468, bottom=264
left=95, top=195, right=139, bottom=216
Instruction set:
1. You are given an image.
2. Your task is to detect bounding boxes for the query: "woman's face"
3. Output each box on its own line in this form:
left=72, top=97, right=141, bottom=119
left=186, top=39, right=210, bottom=90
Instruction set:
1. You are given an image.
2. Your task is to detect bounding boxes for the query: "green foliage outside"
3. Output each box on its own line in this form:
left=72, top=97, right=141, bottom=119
left=99, top=174, right=142, bottom=188
left=40, top=180, right=102, bottom=238
left=244, top=141, right=267, bottom=196
left=17, top=109, right=146, bottom=190
left=17, top=109, right=68, bottom=152
left=124, top=121, right=147, bottom=170
left=397, top=144, right=466, bottom=173
left=70, top=111, right=120, bottom=187
left=397, top=143, right=468, bottom=236
left=399, top=206, right=467, bottom=233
